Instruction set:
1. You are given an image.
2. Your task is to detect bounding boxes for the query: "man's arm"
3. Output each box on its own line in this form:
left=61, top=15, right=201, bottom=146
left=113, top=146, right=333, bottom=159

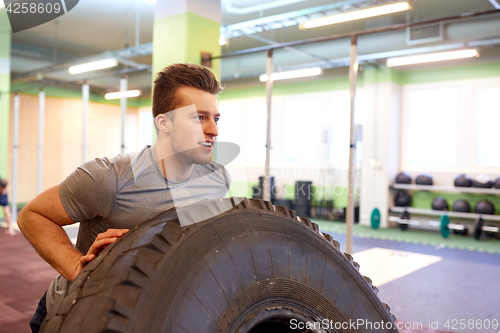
left=18, top=184, right=127, bottom=282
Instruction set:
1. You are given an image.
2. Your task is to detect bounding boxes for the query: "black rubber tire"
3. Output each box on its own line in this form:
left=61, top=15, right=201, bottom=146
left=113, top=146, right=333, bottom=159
left=41, top=198, right=398, bottom=333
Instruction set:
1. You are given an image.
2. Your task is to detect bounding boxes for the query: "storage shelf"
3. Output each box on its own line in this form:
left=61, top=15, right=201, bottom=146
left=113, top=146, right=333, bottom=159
left=391, top=184, right=500, bottom=195
left=389, top=206, right=500, bottom=222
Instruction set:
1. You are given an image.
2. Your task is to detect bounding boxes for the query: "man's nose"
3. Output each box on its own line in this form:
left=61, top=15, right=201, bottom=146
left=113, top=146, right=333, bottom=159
left=204, top=118, right=218, bottom=137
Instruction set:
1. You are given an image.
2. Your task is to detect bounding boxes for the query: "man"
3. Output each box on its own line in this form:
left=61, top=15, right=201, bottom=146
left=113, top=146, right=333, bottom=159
left=0, top=178, right=15, bottom=236
left=18, top=63, right=230, bottom=332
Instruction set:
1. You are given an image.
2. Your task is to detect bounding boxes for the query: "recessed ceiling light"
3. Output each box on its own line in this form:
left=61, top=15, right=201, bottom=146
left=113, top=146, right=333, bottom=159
left=259, top=68, right=322, bottom=82
left=104, top=90, right=141, bottom=100
left=387, top=49, right=479, bottom=67
left=301, top=2, right=411, bottom=29
left=68, top=59, right=118, bottom=74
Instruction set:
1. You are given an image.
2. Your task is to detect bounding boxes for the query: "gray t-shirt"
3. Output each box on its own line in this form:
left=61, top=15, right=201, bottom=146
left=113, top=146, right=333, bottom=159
left=60, top=144, right=230, bottom=254
left=47, top=145, right=230, bottom=311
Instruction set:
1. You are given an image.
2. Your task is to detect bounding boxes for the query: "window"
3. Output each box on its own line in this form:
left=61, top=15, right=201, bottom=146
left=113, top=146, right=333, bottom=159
left=217, top=99, right=267, bottom=166
left=138, top=111, right=154, bottom=148
left=327, top=93, right=351, bottom=166
left=476, top=86, right=500, bottom=167
left=218, top=91, right=364, bottom=169
left=284, top=98, right=322, bottom=163
left=244, top=104, right=267, bottom=165
left=406, top=88, right=458, bottom=167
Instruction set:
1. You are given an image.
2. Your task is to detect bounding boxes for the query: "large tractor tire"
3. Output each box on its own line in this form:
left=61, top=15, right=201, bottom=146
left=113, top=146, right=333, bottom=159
left=41, top=198, right=398, bottom=333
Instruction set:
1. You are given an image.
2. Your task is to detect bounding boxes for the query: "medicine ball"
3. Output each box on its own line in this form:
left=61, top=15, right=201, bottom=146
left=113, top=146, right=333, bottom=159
left=475, top=200, right=495, bottom=215
left=432, top=197, right=449, bottom=211
left=452, top=200, right=471, bottom=213
left=394, top=190, right=411, bottom=207
left=454, top=174, right=472, bottom=187
left=472, top=174, right=494, bottom=188
left=415, top=173, right=433, bottom=186
left=395, top=172, right=412, bottom=184
left=495, top=177, right=500, bottom=189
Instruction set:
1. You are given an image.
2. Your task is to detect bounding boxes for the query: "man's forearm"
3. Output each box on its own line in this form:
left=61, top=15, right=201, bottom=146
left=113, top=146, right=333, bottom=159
left=18, top=208, right=82, bottom=281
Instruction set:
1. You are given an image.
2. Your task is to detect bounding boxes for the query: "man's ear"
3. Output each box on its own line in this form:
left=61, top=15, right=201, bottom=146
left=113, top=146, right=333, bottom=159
left=155, top=114, right=170, bottom=134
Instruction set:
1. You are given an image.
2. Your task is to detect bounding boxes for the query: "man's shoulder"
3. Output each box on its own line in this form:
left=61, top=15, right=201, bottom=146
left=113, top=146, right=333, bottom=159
left=211, top=161, right=227, bottom=172
left=84, top=146, right=152, bottom=176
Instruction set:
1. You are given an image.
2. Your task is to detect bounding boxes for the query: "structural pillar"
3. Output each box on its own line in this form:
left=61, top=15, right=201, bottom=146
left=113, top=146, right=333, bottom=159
left=0, top=9, right=11, bottom=223
left=346, top=36, right=359, bottom=254
left=359, top=66, right=402, bottom=228
left=0, top=9, right=11, bottom=181
left=152, top=0, right=221, bottom=78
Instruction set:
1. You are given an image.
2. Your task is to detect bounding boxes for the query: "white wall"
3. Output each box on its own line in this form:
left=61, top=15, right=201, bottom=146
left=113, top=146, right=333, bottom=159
left=359, top=80, right=401, bottom=227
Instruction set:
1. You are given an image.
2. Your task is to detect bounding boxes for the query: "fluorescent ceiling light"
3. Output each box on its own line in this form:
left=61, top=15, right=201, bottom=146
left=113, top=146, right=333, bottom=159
left=68, top=59, right=118, bottom=74
left=226, top=0, right=307, bottom=15
left=219, top=35, right=227, bottom=46
left=105, top=90, right=141, bottom=100
left=260, top=68, right=322, bottom=82
left=301, top=2, right=410, bottom=29
left=387, top=49, right=479, bottom=67
left=142, top=0, right=157, bottom=3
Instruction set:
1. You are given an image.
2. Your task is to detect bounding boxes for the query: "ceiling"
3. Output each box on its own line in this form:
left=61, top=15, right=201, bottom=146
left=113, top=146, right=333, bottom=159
left=5, top=0, right=500, bottom=95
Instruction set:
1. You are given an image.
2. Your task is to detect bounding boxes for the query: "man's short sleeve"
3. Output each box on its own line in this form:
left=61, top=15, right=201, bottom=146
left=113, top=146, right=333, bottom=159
left=59, top=158, right=118, bottom=222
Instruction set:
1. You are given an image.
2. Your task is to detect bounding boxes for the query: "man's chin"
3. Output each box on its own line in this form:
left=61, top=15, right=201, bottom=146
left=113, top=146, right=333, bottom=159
left=175, top=148, right=212, bottom=165
left=190, top=154, right=212, bottom=165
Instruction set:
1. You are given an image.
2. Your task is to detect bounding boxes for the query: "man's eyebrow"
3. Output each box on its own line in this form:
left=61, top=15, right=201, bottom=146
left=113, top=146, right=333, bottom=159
left=197, top=110, right=221, bottom=117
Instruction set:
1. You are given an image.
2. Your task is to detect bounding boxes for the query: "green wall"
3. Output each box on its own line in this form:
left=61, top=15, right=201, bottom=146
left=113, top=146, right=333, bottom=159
left=412, top=191, right=500, bottom=216
left=0, top=9, right=11, bottom=181
left=0, top=73, right=9, bottom=179
left=152, top=12, right=221, bottom=79
left=400, top=61, right=500, bottom=85
left=220, top=60, right=500, bottom=102
left=10, top=83, right=151, bottom=107
left=363, top=66, right=403, bottom=85
left=220, top=76, right=353, bottom=100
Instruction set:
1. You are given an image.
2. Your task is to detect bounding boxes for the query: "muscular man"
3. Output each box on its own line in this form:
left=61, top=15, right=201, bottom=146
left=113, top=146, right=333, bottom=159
left=18, top=63, right=230, bottom=332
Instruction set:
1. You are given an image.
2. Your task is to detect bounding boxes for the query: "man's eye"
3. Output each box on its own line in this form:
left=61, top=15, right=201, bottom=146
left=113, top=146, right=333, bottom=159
left=214, top=118, right=220, bottom=123
left=197, top=116, right=204, bottom=120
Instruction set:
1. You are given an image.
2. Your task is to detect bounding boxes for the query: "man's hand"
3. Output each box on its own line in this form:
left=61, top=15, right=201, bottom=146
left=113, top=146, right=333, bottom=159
left=77, top=229, right=129, bottom=276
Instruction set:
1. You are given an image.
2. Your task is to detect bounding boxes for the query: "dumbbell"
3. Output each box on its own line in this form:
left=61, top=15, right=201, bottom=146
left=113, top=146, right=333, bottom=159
left=399, top=211, right=410, bottom=231
left=474, top=217, right=500, bottom=240
left=437, top=215, right=469, bottom=238
left=387, top=210, right=412, bottom=231
left=452, top=228, right=469, bottom=236
left=389, top=212, right=469, bottom=238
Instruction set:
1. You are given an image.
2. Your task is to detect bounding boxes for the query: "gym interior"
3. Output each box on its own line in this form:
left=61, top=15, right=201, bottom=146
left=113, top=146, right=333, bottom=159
left=0, top=0, right=499, bottom=332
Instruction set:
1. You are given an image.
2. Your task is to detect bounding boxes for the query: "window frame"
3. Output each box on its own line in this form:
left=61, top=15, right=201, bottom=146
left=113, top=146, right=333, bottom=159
left=401, top=77, right=500, bottom=173
left=471, top=78, right=500, bottom=172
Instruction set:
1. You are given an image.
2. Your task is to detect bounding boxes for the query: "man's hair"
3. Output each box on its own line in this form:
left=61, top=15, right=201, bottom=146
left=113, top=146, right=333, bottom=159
left=152, top=63, right=223, bottom=118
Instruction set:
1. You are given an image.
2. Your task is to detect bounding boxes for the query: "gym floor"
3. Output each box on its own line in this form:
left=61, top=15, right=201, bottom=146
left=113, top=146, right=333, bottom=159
left=316, top=219, right=500, bottom=333
left=1, top=224, right=498, bottom=333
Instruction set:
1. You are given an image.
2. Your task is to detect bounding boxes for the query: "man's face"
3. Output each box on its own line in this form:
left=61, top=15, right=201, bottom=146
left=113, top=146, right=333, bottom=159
left=167, top=86, right=220, bottom=165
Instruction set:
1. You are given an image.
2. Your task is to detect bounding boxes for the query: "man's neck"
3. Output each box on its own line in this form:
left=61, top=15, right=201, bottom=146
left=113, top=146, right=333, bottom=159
left=154, top=140, right=194, bottom=182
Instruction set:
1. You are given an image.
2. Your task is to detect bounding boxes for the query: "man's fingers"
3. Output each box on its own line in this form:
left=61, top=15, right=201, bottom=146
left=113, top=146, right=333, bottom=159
left=94, top=229, right=129, bottom=241
left=80, top=253, right=95, bottom=265
left=75, top=229, right=129, bottom=280
left=89, top=237, right=118, bottom=254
